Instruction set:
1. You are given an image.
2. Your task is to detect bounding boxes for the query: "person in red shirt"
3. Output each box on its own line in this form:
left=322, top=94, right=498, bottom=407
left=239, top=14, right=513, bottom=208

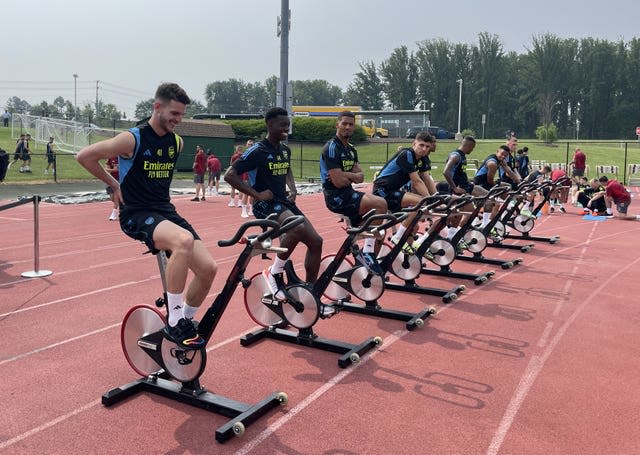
left=548, top=167, right=570, bottom=213
left=589, top=176, right=639, bottom=220
left=569, top=148, right=587, bottom=201
left=192, top=145, right=207, bottom=201
left=206, top=150, right=221, bottom=196
left=228, top=145, right=244, bottom=207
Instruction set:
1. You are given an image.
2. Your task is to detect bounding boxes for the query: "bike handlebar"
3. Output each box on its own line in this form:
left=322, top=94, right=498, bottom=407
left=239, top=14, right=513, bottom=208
left=346, top=212, right=406, bottom=234
left=217, top=218, right=281, bottom=247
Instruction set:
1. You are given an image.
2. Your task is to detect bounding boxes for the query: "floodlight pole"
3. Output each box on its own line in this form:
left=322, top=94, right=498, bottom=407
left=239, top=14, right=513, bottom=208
left=73, top=74, right=78, bottom=121
left=456, top=78, right=462, bottom=134
left=278, top=0, right=290, bottom=111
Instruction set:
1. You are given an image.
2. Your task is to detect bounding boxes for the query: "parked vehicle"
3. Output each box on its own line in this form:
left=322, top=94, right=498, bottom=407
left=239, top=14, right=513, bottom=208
left=405, top=126, right=455, bottom=140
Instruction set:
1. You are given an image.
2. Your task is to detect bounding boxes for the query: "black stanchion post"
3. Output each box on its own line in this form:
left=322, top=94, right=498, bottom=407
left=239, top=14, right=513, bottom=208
left=22, top=196, right=53, bottom=278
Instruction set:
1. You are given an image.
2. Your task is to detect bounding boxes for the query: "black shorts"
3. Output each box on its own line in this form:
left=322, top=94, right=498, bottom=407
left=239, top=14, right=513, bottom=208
left=46, top=154, right=55, bottom=164
left=252, top=198, right=304, bottom=220
left=372, top=186, right=405, bottom=212
left=193, top=173, right=205, bottom=184
left=119, top=207, right=200, bottom=253
left=572, top=168, right=585, bottom=177
left=323, top=187, right=365, bottom=226
left=459, top=181, right=475, bottom=193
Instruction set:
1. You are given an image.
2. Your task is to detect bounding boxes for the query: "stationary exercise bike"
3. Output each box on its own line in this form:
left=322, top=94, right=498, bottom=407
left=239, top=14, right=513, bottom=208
left=241, top=212, right=403, bottom=366
left=283, top=211, right=436, bottom=330
left=102, top=216, right=304, bottom=443
left=377, top=195, right=467, bottom=302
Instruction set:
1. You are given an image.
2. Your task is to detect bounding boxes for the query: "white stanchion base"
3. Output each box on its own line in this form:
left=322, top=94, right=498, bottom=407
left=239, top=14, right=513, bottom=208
left=22, top=270, right=53, bottom=278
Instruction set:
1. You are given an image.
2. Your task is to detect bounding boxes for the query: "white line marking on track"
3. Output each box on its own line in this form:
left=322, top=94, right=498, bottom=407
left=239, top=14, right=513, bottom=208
left=0, top=399, right=102, bottom=450
left=233, top=330, right=407, bottom=455
left=0, top=323, right=120, bottom=366
left=486, top=234, right=640, bottom=455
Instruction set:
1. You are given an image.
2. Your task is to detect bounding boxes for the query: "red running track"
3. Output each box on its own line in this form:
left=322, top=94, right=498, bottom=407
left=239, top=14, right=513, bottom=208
left=1, top=189, right=639, bottom=454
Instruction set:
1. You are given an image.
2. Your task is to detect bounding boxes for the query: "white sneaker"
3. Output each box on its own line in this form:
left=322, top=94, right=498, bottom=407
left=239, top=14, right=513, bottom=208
left=228, top=200, right=235, bottom=207
left=44, top=169, right=48, bottom=175
left=241, top=210, right=249, bottom=218
left=247, top=206, right=253, bottom=216
left=262, top=268, right=286, bottom=300
left=109, top=209, right=118, bottom=221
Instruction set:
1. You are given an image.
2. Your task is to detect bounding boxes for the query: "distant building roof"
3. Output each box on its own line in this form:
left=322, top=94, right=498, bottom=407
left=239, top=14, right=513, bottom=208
left=174, top=119, right=235, bottom=139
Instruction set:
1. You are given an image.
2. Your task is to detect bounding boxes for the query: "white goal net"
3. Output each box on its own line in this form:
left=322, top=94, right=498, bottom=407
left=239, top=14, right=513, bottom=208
left=11, top=114, right=119, bottom=154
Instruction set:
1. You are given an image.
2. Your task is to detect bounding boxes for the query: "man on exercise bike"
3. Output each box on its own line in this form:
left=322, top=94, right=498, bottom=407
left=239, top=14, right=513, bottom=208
left=224, top=107, right=323, bottom=300
left=320, top=110, right=388, bottom=275
left=77, top=83, right=216, bottom=350
left=372, top=131, right=438, bottom=258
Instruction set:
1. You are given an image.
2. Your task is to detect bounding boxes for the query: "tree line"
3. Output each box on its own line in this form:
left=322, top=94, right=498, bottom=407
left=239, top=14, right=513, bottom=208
left=5, top=33, right=640, bottom=139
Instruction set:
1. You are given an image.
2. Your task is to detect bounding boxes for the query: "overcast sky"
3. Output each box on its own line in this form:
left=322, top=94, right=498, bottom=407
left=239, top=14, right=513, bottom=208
left=2, top=0, right=639, bottom=116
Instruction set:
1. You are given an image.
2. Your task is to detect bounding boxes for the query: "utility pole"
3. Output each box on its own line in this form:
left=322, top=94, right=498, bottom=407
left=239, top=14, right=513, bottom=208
left=95, top=80, right=100, bottom=121
left=73, top=73, right=78, bottom=122
left=277, top=0, right=290, bottom=113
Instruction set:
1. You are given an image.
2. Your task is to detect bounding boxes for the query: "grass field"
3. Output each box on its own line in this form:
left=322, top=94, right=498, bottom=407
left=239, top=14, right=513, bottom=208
left=2, top=126, right=640, bottom=185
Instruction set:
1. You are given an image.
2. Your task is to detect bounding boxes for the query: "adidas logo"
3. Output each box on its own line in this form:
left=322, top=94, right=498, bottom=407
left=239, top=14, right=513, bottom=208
left=143, top=149, right=152, bottom=156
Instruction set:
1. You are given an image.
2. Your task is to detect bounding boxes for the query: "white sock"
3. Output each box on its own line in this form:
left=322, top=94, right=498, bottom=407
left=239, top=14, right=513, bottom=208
left=392, top=225, right=407, bottom=242
left=182, top=303, right=199, bottom=321
left=167, top=292, right=184, bottom=326
left=607, top=208, right=613, bottom=215
left=414, top=231, right=430, bottom=247
left=363, top=237, right=376, bottom=253
left=481, top=212, right=491, bottom=228
left=270, top=255, right=287, bottom=275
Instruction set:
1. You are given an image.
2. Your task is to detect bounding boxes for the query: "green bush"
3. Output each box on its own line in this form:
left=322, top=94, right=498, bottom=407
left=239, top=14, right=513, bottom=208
left=462, top=128, right=476, bottom=138
left=536, top=124, right=558, bottom=143
left=223, top=117, right=367, bottom=143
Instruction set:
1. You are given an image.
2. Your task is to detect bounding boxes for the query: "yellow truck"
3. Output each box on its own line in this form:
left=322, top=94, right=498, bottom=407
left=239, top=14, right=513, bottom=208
left=292, top=106, right=389, bottom=138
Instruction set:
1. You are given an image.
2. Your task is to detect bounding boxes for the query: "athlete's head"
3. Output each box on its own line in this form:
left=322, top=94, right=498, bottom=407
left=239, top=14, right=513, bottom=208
left=265, top=107, right=290, bottom=142
left=412, top=132, right=436, bottom=156
left=460, top=136, right=476, bottom=154
left=152, top=83, right=190, bottom=134
left=336, top=111, right=356, bottom=140
left=507, top=136, right=518, bottom=152
left=496, top=145, right=510, bottom=160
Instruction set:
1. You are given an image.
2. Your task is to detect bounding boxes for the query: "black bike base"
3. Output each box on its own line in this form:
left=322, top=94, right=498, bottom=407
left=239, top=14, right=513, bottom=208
left=335, top=300, right=436, bottom=330
left=486, top=241, right=534, bottom=252
left=456, top=252, right=524, bottom=270
left=505, top=233, right=560, bottom=244
left=240, top=326, right=380, bottom=368
left=420, top=264, right=495, bottom=286
left=102, top=374, right=284, bottom=443
left=384, top=279, right=465, bottom=304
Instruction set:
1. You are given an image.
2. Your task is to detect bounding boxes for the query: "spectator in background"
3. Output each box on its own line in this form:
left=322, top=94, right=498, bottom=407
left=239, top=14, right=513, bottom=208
left=240, top=139, right=255, bottom=218
left=206, top=149, right=222, bottom=196
left=192, top=144, right=206, bottom=201
left=589, top=176, right=640, bottom=220
left=549, top=166, right=570, bottom=213
left=9, top=134, right=26, bottom=170
left=578, top=178, right=607, bottom=215
left=44, top=136, right=56, bottom=175
left=228, top=145, right=243, bottom=207
left=570, top=148, right=587, bottom=185
left=105, top=156, right=119, bottom=220
left=3, top=110, right=10, bottom=127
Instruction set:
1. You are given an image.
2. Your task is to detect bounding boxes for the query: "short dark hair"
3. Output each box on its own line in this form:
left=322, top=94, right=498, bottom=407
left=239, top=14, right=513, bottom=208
left=436, top=181, right=450, bottom=193
left=463, top=136, right=476, bottom=144
left=415, top=131, right=435, bottom=143
left=499, top=145, right=511, bottom=153
left=338, top=110, right=356, bottom=120
left=598, top=176, right=609, bottom=183
left=265, top=107, right=289, bottom=122
left=516, top=148, right=523, bottom=154
left=155, top=82, right=190, bottom=105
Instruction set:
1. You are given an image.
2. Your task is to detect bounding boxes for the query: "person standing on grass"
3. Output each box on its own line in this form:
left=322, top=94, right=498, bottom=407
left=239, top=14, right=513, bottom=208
left=206, top=150, right=221, bottom=196
left=224, top=107, right=323, bottom=300
left=589, top=176, right=640, bottom=220
left=44, top=136, right=56, bottom=175
left=76, top=82, right=216, bottom=350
